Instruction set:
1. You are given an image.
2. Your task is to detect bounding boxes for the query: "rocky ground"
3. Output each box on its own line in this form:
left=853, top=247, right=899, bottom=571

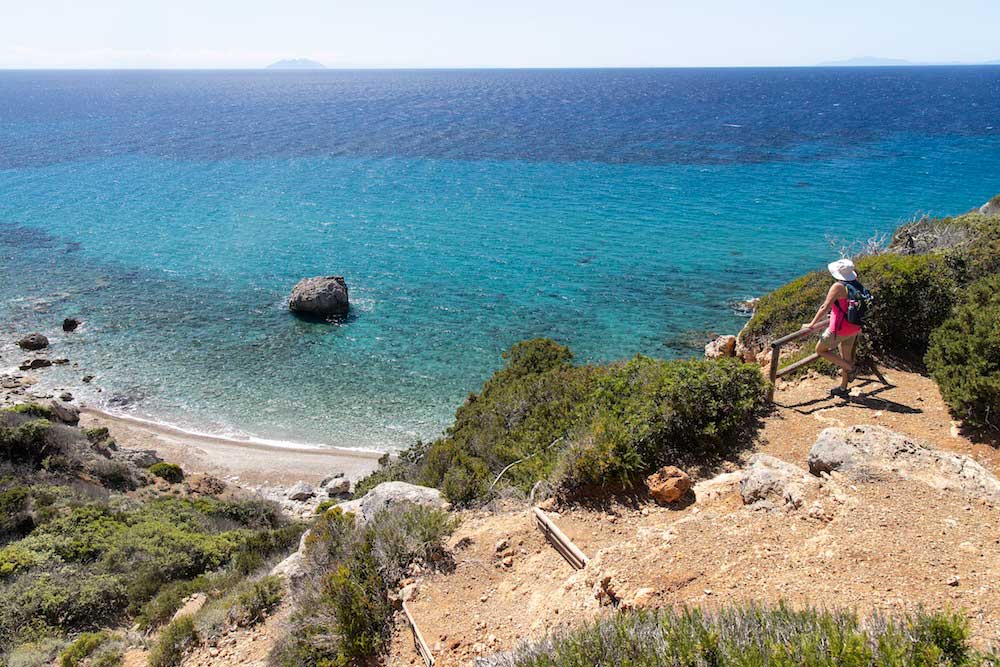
left=7, top=329, right=999, bottom=667
left=388, top=369, right=1000, bottom=666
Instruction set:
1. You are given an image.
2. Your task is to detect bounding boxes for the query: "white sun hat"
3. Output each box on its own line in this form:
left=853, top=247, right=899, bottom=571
left=828, top=258, right=857, bottom=281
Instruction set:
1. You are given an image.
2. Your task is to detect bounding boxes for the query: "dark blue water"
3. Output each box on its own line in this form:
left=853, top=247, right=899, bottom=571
left=2, top=68, right=999, bottom=450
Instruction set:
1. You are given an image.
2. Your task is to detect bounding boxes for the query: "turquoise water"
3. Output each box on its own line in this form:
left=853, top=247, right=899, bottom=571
left=2, top=69, right=999, bottom=450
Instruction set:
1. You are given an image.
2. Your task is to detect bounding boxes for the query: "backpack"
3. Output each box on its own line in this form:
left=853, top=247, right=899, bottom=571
left=836, top=279, right=873, bottom=326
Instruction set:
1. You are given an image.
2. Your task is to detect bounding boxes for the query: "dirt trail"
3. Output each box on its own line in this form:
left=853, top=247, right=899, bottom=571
left=390, top=369, right=1000, bottom=666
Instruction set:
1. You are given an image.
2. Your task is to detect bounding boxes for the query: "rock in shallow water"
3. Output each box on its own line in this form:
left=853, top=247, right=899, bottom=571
left=17, top=333, right=49, bottom=351
left=288, top=276, right=349, bottom=317
left=62, top=318, right=81, bottom=332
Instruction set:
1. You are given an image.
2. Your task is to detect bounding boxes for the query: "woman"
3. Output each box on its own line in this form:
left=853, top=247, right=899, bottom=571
left=804, top=258, right=863, bottom=397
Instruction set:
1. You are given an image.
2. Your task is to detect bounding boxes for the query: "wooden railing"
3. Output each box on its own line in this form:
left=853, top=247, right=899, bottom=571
left=403, top=600, right=435, bottom=667
left=766, top=317, right=830, bottom=402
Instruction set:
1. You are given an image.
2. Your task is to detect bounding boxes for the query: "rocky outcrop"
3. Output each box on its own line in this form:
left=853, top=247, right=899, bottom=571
left=808, top=425, right=1000, bottom=504
left=48, top=399, right=79, bottom=425
left=337, top=481, right=447, bottom=526
left=288, top=276, right=349, bottom=317
left=645, top=466, right=692, bottom=504
left=286, top=480, right=315, bottom=501
left=740, top=454, right=819, bottom=510
left=271, top=481, right=448, bottom=584
left=704, top=335, right=737, bottom=359
left=17, top=333, right=49, bottom=351
left=980, top=195, right=1000, bottom=218
left=110, top=447, right=163, bottom=469
left=19, top=359, right=52, bottom=371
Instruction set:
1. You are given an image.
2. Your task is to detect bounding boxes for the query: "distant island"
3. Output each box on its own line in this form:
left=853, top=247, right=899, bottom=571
left=266, top=58, right=326, bottom=70
left=819, top=56, right=1000, bottom=67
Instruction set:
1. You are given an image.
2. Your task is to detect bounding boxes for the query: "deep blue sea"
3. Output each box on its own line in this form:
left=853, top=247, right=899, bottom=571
left=2, top=68, right=999, bottom=450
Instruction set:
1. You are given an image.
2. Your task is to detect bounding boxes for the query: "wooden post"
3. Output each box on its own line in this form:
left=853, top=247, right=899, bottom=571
left=533, top=507, right=589, bottom=570
left=403, top=601, right=435, bottom=667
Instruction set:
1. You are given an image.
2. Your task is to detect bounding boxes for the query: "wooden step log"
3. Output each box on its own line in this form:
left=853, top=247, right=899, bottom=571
left=403, top=601, right=435, bottom=667
left=533, top=507, right=589, bottom=570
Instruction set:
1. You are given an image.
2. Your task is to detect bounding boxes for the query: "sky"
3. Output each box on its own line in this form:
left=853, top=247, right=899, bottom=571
left=2, top=0, right=999, bottom=69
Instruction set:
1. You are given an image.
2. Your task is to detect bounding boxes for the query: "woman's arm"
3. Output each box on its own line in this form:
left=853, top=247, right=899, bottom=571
left=804, top=283, right=842, bottom=329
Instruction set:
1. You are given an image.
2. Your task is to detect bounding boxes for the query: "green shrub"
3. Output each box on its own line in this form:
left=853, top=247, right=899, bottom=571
left=739, top=270, right=831, bottom=353
left=60, top=630, right=123, bottom=667
left=276, top=504, right=455, bottom=667
left=148, top=462, right=184, bottom=484
left=0, top=419, right=54, bottom=466
left=89, top=460, right=136, bottom=491
left=148, top=616, right=197, bottom=667
left=83, top=427, right=111, bottom=444
left=856, top=253, right=958, bottom=364
left=417, top=338, right=595, bottom=504
left=509, top=605, right=994, bottom=667
left=926, top=275, right=1000, bottom=429
left=227, top=576, right=283, bottom=627
left=5, top=403, right=55, bottom=420
left=3, top=637, right=66, bottom=667
left=0, top=493, right=294, bottom=652
left=402, top=340, right=767, bottom=504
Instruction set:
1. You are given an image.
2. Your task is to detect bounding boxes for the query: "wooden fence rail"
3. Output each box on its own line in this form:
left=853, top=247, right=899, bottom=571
left=533, top=507, right=589, bottom=570
left=766, top=318, right=829, bottom=402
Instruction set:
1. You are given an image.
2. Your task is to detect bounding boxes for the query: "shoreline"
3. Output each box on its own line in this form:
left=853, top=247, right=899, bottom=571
left=79, top=405, right=384, bottom=487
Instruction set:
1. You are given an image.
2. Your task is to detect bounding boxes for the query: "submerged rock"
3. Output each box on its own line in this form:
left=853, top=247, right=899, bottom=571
left=19, top=359, right=52, bottom=371
left=288, top=276, right=349, bottom=317
left=17, top=333, right=49, bottom=351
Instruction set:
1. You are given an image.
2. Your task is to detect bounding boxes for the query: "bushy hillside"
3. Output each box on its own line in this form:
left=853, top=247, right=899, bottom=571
left=356, top=339, right=768, bottom=505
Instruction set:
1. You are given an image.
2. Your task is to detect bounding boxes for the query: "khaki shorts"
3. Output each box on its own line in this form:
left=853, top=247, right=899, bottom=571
left=818, top=329, right=857, bottom=360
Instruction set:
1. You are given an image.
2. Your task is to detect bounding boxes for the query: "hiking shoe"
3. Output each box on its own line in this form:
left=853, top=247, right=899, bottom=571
left=830, top=387, right=850, bottom=398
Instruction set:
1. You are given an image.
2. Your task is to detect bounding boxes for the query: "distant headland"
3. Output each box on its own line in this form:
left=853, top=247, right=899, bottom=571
left=266, top=58, right=327, bottom=70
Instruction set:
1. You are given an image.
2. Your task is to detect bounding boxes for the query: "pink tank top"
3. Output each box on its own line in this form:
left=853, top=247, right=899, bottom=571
left=830, top=297, right=861, bottom=337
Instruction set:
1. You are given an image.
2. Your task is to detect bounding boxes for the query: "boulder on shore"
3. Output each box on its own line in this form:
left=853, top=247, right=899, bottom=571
left=286, top=480, right=316, bottom=501
left=645, top=466, right=692, bottom=504
left=17, top=333, right=49, bottom=351
left=288, top=276, right=349, bottom=317
left=704, top=335, right=737, bottom=359
left=47, top=399, right=79, bottom=425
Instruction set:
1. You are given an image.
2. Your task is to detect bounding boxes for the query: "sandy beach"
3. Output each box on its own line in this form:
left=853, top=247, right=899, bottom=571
left=79, top=407, right=383, bottom=487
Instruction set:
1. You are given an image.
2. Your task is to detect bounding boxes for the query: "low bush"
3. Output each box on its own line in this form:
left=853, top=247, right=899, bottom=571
left=149, top=463, right=184, bottom=484
left=148, top=616, right=196, bottom=667
left=227, top=575, right=284, bottom=627
left=60, top=630, right=124, bottom=667
left=365, top=339, right=767, bottom=505
left=926, top=275, right=1000, bottom=430
left=0, top=492, right=296, bottom=652
left=556, top=356, right=767, bottom=490
left=3, top=637, right=66, bottom=667
left=506, top=605, right=996, bottom=667
left=273, top=503, right=456, bottom=667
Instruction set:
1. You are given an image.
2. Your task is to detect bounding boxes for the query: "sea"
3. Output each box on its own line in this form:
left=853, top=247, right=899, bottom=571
left=1, top=67, right=999, bottom=451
